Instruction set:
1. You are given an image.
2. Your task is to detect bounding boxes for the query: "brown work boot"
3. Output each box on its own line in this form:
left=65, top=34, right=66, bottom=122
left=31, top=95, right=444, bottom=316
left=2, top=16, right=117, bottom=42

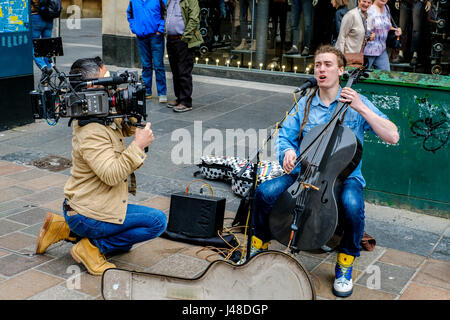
left=35, top=212, right=77, bottom=254
left=70, top=238, right=116, bottom=276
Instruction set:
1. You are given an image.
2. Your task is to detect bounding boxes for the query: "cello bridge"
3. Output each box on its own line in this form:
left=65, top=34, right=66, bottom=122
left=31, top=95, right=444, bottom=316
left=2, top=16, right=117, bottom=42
left=300, top=182, right=320, bottom=191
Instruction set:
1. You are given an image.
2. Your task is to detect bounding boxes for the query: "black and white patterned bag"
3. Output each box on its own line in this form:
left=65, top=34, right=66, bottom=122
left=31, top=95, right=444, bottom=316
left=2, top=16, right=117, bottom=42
left=196, top=155, right=284, bottom=197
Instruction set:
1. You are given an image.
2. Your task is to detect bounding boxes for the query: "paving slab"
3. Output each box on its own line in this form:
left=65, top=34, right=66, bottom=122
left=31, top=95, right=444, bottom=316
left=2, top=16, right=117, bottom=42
left=145, top=253, right=210, bottom=278
left=0, top=270, right=63, bottom=300
left=356, top=261, right=416, bottom=295
left=431, top=233, right=450, bottom=262
left=29, top=284, right=92, bottom=300
left=400, top=282, right=450, bottom=300
left=6, top=207, right=49, bottom=225
left=412, top=258, right=450, bottom=290
left=0, top=253, right=52, bottom=277
left=378, top=248, right=427, bottom=269
left=364, top=218, right=442, bottom=257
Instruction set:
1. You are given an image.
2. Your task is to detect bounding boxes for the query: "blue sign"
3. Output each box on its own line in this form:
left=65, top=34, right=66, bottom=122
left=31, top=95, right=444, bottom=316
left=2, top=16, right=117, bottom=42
left=0, top=0, right=33, bottom=78
left=0, top=0, right=30, bottom=33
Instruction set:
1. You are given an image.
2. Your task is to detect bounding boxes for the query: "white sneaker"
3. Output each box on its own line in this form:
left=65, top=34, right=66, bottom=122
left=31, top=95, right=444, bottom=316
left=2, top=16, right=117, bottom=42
left=332, top=253, right=355, bottom=298
left=159, top=95, right=168, bottom=103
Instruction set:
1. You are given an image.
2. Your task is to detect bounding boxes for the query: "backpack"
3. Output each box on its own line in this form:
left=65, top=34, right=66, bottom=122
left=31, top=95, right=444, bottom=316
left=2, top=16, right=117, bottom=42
left=38, top=0, right=62, bottom=21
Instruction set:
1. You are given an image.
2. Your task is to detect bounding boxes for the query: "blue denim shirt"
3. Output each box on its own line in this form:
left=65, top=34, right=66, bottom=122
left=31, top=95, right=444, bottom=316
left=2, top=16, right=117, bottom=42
left=276, top=87, right=389, bottom=187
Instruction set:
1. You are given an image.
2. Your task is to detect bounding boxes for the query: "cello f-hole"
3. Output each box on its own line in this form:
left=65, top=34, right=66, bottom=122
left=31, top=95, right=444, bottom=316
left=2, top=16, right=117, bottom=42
left=320, top=180, right=329, bottom=204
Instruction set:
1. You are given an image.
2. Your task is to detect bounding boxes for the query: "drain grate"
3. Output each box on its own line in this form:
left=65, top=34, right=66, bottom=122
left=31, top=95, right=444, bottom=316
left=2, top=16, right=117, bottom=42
left=28, top=155, right=72, bottom=172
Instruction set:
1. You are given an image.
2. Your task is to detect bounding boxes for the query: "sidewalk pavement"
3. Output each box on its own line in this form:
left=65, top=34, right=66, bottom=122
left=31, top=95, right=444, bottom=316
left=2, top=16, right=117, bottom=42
left=0, top=73, right=449, bottom=300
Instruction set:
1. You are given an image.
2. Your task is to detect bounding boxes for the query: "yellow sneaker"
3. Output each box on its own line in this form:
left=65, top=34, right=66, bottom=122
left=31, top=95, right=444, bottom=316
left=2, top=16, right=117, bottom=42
left=238, top=236, right=269, bottom=264
left=332, top=253, right=355, bottom=297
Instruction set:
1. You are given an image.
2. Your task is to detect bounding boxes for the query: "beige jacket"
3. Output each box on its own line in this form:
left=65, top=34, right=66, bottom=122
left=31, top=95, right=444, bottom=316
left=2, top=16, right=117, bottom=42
left=335, top=8, right=366, bottom=54
left=64, top=119, right=146, bottom=224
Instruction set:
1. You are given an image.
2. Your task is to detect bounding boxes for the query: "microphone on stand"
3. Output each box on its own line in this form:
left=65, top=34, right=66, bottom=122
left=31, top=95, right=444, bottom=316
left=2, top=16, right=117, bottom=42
left=294, top=77, right=318, bottom=94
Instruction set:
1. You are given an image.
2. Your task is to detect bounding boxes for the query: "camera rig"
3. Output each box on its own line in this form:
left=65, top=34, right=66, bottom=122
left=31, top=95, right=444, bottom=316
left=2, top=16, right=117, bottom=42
left=29, top=37, right=147, bottom=128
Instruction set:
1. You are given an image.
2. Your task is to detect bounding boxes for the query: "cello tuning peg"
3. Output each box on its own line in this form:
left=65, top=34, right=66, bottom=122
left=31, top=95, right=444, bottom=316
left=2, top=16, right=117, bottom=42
left=342, top=72, right=350, bottom=80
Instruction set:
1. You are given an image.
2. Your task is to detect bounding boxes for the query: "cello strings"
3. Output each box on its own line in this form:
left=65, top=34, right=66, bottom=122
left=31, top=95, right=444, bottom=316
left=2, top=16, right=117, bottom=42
left=289, top=101, right=350, bottom=174
left=290, top=101, right=350, bottom=249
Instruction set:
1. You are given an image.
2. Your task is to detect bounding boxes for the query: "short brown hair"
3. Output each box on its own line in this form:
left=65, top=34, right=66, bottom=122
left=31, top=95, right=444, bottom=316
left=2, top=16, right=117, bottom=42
left=314, top=44, right=346, bottom=68
left=333, top=0, right=349, bottom=7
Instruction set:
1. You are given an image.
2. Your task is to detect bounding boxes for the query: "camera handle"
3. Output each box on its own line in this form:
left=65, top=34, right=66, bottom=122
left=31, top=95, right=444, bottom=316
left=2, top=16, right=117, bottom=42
left=122, top=116, right=149, bottom=153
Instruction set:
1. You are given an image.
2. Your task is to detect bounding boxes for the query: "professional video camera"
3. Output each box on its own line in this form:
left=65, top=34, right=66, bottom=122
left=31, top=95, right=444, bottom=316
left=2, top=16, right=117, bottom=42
left=29, top=38, right=147, bottom=127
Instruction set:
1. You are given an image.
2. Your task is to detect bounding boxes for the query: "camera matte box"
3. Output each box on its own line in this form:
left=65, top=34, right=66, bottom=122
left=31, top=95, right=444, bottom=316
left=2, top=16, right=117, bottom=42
left=33, top=37, right=64, bottom=57
left=167, top=192, right=226, bottom=238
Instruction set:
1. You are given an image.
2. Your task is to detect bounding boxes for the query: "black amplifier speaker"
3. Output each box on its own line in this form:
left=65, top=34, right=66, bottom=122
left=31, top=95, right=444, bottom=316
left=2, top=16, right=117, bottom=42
left=167, top=192, right=226, bottom=238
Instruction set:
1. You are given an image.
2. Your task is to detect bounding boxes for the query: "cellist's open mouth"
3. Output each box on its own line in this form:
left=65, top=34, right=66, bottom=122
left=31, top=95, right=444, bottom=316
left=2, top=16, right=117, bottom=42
left=318, top=75, right=327, bottom=82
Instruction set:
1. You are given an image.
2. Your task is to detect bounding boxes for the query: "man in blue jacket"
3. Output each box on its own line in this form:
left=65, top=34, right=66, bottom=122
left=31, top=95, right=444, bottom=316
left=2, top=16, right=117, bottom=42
left=127, top=0, right=168, bottom=103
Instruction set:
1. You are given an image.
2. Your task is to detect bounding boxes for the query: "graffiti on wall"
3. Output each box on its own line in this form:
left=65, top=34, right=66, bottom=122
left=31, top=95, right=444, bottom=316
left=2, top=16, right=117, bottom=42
left=410, top=97, right=449, bottom=153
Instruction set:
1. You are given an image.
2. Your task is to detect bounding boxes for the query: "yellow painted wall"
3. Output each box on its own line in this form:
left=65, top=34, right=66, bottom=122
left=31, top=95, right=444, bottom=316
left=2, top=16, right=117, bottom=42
left=61, top=0, right=102, bottom=18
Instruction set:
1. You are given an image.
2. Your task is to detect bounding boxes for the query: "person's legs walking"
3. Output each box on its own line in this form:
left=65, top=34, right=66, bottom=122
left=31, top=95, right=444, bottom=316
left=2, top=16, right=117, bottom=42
left=31, top=14, right=53, bottom=70
left=410, top=0, right=424, bottom=65
left=173, top=40, right=194, bottom=111
left=167, top=38, right=181, bottom=105
left=366, top=55, right=376, bottom=70
left=150, top=33, right=167, bottom=102
left=286, top=0, right=300, bottom=54
left=394, top=0, right=411, bottom=62
left=372, top=50, right=391, bottom=71
left=301, top=0, right=313, bottom=55
left=137, top=36, right=154, bottom=97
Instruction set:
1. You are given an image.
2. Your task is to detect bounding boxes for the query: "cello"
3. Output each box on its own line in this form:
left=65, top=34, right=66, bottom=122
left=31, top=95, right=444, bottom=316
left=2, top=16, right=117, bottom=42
left=269, top=66, right=369, bottom=253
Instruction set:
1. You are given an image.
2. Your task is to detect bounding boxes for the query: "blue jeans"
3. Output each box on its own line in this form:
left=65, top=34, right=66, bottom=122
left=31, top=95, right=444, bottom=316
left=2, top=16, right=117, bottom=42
left=63, top=202, right=167, bottom=255
left=366, top=50, right=391, bottom=72
left=137, top=33, right=167, bottom=96
left=31, top=14, right=53, bottom=70
left=253, top=175, right=365, bottom=257
left=291, top=0, right=313, bottom=47
left=399, top=0, right=425, bottom=53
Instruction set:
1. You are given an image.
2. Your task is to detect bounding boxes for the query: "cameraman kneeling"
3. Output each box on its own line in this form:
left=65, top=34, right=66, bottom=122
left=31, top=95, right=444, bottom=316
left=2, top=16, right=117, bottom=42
left=35, top=58, right=167, bottom=276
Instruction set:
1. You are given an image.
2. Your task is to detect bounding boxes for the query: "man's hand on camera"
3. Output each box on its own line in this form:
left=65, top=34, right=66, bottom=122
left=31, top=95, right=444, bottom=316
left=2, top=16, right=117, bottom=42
left=135, top=122, right=154, bottom=150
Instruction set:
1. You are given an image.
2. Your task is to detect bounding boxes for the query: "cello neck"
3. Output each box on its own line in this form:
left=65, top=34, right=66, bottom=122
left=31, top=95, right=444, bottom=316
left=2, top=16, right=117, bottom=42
left=330, top=76, right=355, bottom=119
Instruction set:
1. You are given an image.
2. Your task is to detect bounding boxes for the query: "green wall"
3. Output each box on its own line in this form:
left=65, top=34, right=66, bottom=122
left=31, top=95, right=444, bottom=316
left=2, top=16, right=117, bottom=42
left=352, top=70, right=449, bottom=218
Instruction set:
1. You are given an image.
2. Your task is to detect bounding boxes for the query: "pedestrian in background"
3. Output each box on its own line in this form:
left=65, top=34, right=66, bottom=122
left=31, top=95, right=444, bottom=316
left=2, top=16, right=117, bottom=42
left=127, top=0, right=168, bottom=103
left=331, top=0, right=349, bottom=46
left=165, top=0, right=203, bottom=113
left=30, top=0, right=61, bottom=75
left=363, top=0, right=401, bottom=71
left=336, top=0, right=375, bottom=55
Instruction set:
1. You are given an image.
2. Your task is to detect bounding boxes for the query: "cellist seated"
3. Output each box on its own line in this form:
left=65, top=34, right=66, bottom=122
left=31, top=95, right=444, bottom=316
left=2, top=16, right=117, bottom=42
left=247, top=45, right=399, bottom=298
